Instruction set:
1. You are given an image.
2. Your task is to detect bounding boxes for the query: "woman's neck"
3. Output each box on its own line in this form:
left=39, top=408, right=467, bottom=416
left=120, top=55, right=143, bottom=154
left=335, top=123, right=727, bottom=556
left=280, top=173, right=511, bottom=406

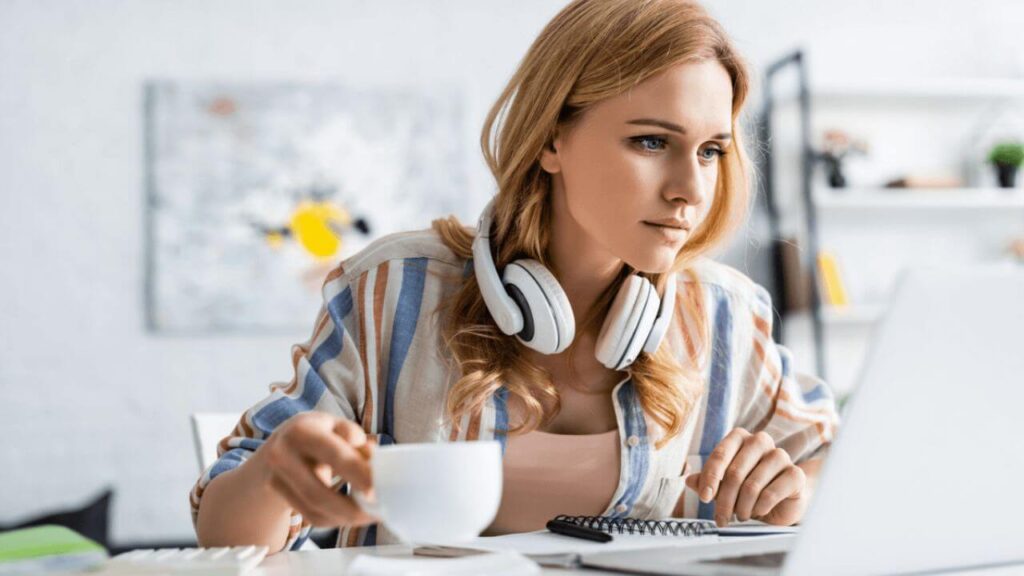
left=516, top=179, right=627, bottom=398
left=546, top=182, right=624, bottom=330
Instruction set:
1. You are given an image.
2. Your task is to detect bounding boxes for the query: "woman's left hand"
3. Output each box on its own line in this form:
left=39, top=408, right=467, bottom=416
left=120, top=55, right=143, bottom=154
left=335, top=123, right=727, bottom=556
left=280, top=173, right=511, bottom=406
left=685, top=427, right=808, bottom=527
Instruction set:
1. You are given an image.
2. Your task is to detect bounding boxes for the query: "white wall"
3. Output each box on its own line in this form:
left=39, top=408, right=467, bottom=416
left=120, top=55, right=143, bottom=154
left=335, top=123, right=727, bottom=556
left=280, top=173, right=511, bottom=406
left=2, top=0, right=1022, bottom=544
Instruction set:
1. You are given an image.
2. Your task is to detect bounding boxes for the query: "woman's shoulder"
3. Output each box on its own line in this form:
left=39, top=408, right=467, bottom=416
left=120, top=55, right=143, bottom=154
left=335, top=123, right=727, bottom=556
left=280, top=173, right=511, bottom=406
left=676, top=257, right=773, bottom=319
left=325, top=228, right=468, bottom=285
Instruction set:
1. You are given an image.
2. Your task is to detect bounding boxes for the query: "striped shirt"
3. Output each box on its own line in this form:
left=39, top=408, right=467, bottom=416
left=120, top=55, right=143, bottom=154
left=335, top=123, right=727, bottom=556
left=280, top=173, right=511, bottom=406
left=189, top=228, right=839, bottom=551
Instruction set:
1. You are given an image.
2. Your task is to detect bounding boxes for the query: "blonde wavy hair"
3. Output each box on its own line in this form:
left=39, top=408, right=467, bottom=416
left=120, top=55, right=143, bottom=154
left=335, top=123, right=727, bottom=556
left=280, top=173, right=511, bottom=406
left=432, top=0, right=751, bottom=448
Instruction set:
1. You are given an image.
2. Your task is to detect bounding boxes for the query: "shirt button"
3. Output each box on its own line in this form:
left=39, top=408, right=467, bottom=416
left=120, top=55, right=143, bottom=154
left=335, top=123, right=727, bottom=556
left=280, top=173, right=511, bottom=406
left=627, top=435, right=640, bottom=447
left=615, top=504, right=628, bottom=514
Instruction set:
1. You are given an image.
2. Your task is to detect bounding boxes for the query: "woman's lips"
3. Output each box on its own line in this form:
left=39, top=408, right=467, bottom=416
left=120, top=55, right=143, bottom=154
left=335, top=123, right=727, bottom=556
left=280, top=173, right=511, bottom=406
left=643, top=221, right=689, bottom=242
left=644, top=217, right=691, bottom=230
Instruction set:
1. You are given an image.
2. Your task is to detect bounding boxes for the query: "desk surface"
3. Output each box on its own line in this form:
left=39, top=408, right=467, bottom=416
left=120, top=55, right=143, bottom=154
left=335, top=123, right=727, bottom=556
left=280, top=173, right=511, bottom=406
left=256, top=546, right=1024, bottom=576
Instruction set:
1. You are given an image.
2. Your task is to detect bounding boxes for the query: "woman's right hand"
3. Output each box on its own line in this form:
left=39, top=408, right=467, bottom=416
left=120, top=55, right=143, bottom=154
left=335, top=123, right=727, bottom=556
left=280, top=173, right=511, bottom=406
left=252, top=412, right=378, bottom=528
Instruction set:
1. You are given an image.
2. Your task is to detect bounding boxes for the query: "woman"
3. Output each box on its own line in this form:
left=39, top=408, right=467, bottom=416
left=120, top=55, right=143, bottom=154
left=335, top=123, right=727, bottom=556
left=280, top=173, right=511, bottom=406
left=192, top=0, right=838, bottom=552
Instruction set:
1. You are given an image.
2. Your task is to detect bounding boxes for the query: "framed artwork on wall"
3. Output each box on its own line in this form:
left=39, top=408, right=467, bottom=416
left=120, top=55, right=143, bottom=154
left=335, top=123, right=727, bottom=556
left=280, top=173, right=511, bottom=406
left=143, top=81, right=472, bottom=333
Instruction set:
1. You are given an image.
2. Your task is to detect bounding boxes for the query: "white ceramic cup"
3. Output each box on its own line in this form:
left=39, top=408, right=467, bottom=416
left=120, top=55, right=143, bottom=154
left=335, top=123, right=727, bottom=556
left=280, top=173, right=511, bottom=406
left=351, top=440, right=503, bottom=544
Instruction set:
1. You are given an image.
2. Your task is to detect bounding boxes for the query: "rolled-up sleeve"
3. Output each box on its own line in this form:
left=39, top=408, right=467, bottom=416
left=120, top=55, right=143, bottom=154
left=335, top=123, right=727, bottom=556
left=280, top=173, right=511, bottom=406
left=734, top=284, right=839, bottom=463
left=188, top=266, right=366, bottom=552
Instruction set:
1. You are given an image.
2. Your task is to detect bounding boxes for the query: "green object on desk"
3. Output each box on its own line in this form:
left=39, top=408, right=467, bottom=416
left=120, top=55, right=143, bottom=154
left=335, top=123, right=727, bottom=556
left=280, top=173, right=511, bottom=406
left=0, top=525, right=107, bottom=573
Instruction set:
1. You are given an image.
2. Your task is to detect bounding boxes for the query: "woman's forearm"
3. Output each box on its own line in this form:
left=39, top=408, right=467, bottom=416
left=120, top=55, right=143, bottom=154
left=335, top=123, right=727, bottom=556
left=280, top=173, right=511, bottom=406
left=195, top=450, right=294, bottom=551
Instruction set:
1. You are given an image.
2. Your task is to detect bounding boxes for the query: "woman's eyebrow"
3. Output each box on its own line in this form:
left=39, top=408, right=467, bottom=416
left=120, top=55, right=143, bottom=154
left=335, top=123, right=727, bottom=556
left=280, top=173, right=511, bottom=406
left=626, top=118, right=732, bottom=140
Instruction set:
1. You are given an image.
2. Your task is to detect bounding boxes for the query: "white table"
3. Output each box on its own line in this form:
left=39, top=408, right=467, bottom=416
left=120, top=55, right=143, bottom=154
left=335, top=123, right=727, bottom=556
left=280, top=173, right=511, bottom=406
left=256, top=545, right=1024, bottom=575
left=256, top=545, right=578, bottom=575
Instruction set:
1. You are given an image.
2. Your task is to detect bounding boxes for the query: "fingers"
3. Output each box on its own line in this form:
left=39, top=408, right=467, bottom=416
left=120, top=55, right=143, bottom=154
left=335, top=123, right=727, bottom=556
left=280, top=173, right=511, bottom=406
left=734, top=448, right=791, bottom=522
left=336, top=420, right=377, bottom=486
left=697, top=428, right=749, bottom=503
left=277, top=414, right=374, bottom=491
left=714, top=431, right=775, bottom=526
left=296, top=424, right=373, bottom=492
left=752, top=465, right=806, bottom=521
left=266, top=442, right=375, bottom=527
left=334, top=418, right=370, bottom=451
left=257, top=413, right=378, bottom=528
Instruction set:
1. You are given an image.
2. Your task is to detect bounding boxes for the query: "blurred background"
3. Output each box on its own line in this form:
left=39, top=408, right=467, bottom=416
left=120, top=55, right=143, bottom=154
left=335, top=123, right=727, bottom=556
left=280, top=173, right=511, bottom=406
left=2, top=0, right=1022, bottom=551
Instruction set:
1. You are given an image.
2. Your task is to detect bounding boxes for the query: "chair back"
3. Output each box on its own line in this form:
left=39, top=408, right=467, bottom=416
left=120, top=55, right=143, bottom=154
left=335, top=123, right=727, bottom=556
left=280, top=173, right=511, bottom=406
left=190, top=412, right=241, bottom=472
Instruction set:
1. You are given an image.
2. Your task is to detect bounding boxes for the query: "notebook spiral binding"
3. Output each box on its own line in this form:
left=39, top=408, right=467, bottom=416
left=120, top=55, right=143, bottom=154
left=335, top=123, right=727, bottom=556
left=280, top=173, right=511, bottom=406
left=553, top=514, right=718, bottom=537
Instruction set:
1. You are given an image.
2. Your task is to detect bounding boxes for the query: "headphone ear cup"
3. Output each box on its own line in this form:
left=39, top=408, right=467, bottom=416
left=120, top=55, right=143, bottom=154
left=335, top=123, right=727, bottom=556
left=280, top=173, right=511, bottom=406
left=619, top=279, right=661, bottom=368
left=502, top=259, right=575, bottom=354
left=596, top=276, right=661, bottom=370
left=643, top=273, right=677, bottom=354
left=595, top=275, right=644, bottom=369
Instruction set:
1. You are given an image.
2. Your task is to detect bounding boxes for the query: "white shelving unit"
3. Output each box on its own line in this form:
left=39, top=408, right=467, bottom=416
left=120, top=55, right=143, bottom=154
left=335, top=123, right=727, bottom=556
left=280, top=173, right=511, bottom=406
left=780, top=78, right=1024, bottom=102
left=813, top=187, right=1024, bottom=210
left=773, top=76, right=1024, bottom=398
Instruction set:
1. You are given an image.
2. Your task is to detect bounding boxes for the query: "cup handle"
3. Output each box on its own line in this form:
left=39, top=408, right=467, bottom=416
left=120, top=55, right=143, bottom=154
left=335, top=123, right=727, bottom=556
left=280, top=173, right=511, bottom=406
left=350, top=489, right=382, bottom=520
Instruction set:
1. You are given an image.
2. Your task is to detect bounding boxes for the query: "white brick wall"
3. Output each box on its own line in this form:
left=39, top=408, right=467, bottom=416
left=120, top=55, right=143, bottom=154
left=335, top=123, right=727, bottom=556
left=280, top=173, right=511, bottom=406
left=2, top=0, right=1021, bottom=544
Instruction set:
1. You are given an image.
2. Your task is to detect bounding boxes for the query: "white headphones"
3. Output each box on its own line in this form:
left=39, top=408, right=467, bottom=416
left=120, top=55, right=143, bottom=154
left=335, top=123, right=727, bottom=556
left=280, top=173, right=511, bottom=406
left=472, top=199, right=677, bottom=370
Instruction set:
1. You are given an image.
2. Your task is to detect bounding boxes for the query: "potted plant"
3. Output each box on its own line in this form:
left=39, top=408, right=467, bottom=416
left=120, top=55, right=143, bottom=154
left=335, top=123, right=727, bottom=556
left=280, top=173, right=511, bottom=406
left=987, top=141, right=1024, bottom=188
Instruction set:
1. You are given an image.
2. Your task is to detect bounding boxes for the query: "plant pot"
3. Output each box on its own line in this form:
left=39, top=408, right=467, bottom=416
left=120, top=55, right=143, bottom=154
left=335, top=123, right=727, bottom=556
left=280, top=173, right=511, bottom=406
left=995, top=163, right=1018, bottom=188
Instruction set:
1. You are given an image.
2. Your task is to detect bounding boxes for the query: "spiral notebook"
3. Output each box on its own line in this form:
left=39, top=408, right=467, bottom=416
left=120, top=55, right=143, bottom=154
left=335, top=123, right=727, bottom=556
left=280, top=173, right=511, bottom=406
left=465, top=515, right=796, bottom=560
left=468, top=516, right=716, bottom=557
left=551, top=514, right=719, bottom=537
left=429, top=515, right=796, bottom=572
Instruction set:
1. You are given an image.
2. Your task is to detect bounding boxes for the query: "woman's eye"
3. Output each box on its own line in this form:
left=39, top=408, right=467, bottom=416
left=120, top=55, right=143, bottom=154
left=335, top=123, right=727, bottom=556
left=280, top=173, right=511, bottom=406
left=631, top=135, right=667, bottom=153
left=700, top=147, right=724, bottom=162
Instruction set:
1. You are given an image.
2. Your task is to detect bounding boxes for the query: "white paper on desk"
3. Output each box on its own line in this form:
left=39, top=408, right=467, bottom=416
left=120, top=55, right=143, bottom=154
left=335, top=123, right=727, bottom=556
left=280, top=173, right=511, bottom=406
left=348, top=550, right=540, bottom=576
left=469, top=530, right=724, bottom=556
left=717, top=520, right=800, bottom=536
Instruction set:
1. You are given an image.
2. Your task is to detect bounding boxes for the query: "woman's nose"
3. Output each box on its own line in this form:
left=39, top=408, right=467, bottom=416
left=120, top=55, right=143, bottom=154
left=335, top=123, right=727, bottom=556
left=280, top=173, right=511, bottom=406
left=663, top=157, right=707, bottom=207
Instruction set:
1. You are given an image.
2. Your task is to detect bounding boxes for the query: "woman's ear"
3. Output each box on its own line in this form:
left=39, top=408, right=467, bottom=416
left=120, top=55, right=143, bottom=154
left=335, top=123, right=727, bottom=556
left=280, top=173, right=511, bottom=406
left=539, top=132, right=563, bottom=175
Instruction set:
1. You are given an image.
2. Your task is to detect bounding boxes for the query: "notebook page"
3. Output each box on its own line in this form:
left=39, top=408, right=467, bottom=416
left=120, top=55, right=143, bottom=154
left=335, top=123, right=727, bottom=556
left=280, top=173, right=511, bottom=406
left=468, top=529, right=724, bottom=556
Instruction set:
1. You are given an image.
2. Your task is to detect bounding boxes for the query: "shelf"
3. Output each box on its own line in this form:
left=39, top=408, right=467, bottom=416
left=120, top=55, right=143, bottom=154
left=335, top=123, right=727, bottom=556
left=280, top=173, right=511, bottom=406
left=813, top=187, right=1024, bottom=210
left=765, top=62, right=1024, bottom=385
left=778, top=78, right=1024, bottom=103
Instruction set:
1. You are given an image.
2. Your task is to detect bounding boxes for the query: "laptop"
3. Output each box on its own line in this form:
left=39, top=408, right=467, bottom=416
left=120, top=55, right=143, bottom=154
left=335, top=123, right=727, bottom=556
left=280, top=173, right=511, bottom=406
left=582, top=265, right=1024, bottom=576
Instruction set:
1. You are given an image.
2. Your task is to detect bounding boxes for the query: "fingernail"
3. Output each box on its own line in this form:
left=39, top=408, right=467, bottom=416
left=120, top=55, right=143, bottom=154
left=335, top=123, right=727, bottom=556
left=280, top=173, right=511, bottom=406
left=701, top=487, right=713, bottom=502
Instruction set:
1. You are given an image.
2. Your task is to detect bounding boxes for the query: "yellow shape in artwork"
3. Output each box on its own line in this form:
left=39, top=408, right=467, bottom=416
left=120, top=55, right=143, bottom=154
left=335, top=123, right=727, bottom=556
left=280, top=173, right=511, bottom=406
left=289, top=201, right=351, bottom=259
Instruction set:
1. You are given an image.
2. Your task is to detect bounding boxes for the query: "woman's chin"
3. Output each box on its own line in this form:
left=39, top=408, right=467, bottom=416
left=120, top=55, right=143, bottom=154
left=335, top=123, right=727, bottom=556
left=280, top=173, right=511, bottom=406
left=624, top=250, right=679, bottom=275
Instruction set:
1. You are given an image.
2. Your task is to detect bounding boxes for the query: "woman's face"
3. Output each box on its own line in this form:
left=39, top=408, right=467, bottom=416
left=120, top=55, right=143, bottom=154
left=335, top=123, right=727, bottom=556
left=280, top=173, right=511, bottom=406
left=541, top=59, right=734, bottom=273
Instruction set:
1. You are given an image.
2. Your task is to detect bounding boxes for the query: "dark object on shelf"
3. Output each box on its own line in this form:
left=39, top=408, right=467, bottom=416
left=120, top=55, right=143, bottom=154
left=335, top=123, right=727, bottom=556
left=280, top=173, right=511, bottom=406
left=821, top=154, right=847, bottom=188
left=0, top=488, right=112, bottom=551
left=816, top=130, right=867, bottom=189
left=995, top=164, right=1018, bottom=188
left=988, top=141, right=1023, bottom=189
